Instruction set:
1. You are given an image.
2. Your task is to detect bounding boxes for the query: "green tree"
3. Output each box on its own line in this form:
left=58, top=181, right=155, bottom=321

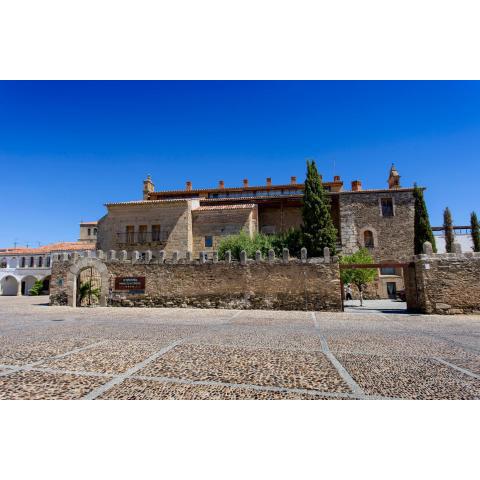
left=471, top=211, right=480, bottom=252
left=413, top=184, right=436, bottom=254
left=340, top=249, right=377, bottom=306
left=301, top=160, right=337, bottom=256
left=29, top=279, right=44, bottom=296
left=443, top=207, right=454, bottom=253
left=79, top=281, right=100, bottom=305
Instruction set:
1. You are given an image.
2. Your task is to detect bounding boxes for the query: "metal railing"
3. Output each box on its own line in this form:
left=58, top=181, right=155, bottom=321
left=116, top=231, right=170, bottom=246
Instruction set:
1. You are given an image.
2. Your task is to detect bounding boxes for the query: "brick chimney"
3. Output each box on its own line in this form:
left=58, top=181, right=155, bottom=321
left=266, top=177, right=272, bottom=187
left=243, top=178, right=249, bottom=188
left=143, top=174, right=155, bottom=200
left=290, top=176, right=297, bottom=185
left=334, top=175, right=341, bottom=182
left=351, top=180, right=362, bottom=191
left=218, top=180, right=225, bottom=189
left=186, top=181, right=192, bottom=191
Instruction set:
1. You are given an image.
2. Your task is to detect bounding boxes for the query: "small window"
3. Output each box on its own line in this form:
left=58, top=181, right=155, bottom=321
left=380, top=267, right=396, bottom=276
left=46, top=256, right=51, bottom=267
left=364, top=230, right=374, bottom=248
left=21, top=257, right=26, bottom=268
left=93, top=228, right=97, bottom=235
left=152, top=224, right=161, bottom=242
left=0, top=258, right=6, bottom=268
left=138, top=225, right=147, bottom=243
left=88, top=228, right=91, bottom=236
left=126, top=225, right=134, bottom=244
left=38, top=257, right=43, bottom=267
left=204, top=235, right=213, bottom=248
left=381, top=198, right=394, bottom=217
left=29, top=257, right=34, bottom=267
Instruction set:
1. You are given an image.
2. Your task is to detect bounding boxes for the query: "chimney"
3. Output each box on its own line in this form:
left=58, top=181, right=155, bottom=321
left=243, top=178, right=249, bottom=188
left=290, top=176, right=297, bottom=185
left=186, top=181, right=192, bottom=191
left=334, top=175, right=341, bottom=182
left=266, top=177, right=272, bottom=187
left=351, top=180, right=362, bottom=192
left=218, top=180, right=225, bottom=189
left=143, top=174, right=155, bottom=200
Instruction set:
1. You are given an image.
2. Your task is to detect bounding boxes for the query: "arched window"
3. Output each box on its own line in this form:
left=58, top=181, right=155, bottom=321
left=364, top=230, right=374, bottom=248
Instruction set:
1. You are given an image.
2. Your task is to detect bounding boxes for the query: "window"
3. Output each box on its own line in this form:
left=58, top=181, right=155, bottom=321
left=29, top=257, right=34, bottom=267
left=87, top=228, right=91, bottom=236
left=152, top=224, right=161, bottom=242
left=0, top=258, right=6, bottom=268
left=204, top=235, right=213, bottom=248
left=381, top=198, right=394, bottom=217
left=21, top=257, right=26, bottom=268
left=94, top=228, right=97, bottom=235
left=138, top=225, right=147, bottom=243
left=380, top=267, right=396, bottom=276
left=38, top=257, right=43, bottom=267
left=364, top=230, right=374, bottom=248
left=46, top=256, right=51, bottom=267
left=261, top=226, right=276, bottom=235
left=126, top=226, right=134, bottom=244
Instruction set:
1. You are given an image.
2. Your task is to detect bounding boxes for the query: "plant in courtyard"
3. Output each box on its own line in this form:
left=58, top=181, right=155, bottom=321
left=269, top=228, right=303, bottom=257
left=471, top=211, right=480, bottom=252
left=443, top=207, right=454, bottom=253
left=29, top=280, right=44, bottom=296
left=217, top=231, right=272, bottom=260
left=79, top=281, right=100, bottom=304
left=340, top=248, right=377, bottom=306
left=301, top=160, right=337, bottom=256
left=413, top=184, right=436, bottom=254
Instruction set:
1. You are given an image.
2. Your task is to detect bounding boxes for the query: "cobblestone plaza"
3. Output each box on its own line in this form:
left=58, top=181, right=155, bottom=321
left=0, top=297, right=478, bottom=400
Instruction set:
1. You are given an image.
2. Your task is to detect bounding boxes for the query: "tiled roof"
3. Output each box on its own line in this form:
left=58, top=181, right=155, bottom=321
left=105, top=198, right=192, bottom=207
left=194, top=204, right=257, bottom=211
left=0, top=242, right=95, bottom=256
left=80, top=221, right=98, bottom=225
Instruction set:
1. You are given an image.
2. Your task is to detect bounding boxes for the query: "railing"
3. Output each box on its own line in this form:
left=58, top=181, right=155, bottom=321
left=116, top=231, right=170, bottom=246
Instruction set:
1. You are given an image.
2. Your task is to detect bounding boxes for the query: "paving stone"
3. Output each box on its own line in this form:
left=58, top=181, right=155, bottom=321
left=337, top=354, right=480, bottom=399
left=0, top=371, right=109, bottom=400
left=137, top=344, right=350, bottom=392
left=98, top=379, right=341, bottom=400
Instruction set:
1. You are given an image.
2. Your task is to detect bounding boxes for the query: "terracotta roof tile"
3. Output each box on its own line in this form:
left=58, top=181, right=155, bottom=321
left=194, top=204, right=256, bottom=211
left=0, top=242, right=95, bottom=256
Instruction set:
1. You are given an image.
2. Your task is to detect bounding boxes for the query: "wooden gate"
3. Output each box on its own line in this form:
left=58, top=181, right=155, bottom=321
left=77, top=267, right=102, bottom=307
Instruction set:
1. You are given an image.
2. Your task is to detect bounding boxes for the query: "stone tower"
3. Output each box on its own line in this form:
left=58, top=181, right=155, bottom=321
left=143, top=175, right=155, bottom=200
left=388, top=164, right=401, bottom=189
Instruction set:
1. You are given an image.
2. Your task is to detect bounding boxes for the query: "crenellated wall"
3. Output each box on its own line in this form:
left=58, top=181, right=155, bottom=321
left=50, top=248, right=342, bottom=311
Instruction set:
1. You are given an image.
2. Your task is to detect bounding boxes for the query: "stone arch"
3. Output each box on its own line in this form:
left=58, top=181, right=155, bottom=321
left=358, top=226, right=379, bottom=249
left=67, top=257, right=109, bottom=308
left=1, top=275, right=19, bottom=296
left=21, top=275, right=40, bottom=296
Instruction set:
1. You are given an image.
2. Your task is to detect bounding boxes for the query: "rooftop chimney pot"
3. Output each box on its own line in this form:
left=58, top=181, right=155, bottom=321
left=186, top=181, right=192, bottom=191
left=334, top=175, right=341, bottom=182
left=266, top=177, right=272, bottom=187
left=218, top=180, right=225, bottom=189
left=351, top=180, right=362, bottom=192
left=243, top=178, right=249, bottom=187
left=290, top=176, right=297, bottom=185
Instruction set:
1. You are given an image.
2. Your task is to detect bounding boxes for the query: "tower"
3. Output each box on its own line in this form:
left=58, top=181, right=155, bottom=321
left=388, top=164, right=400, bottom=189
left=143, top=174, right=155, bottom=200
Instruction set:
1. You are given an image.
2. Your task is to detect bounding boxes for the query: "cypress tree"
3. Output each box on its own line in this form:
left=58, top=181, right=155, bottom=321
left=443, top=207, right=454, bottom=253
left=301, top=160, right=337, bottom=256
left=471, top=211, right=480, bottom=252
left=413, top=184, right=436, bottom=254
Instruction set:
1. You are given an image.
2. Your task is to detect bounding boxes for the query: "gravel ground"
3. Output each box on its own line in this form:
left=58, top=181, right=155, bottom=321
left=0, top=296, right=478, bottom=400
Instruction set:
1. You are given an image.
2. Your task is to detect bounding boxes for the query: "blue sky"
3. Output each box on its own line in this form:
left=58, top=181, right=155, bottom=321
left=1, top=81, right=479, bottom=247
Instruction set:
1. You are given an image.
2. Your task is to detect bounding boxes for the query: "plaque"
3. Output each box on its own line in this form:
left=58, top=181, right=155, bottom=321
left=114, top=276, right=146, bottom=294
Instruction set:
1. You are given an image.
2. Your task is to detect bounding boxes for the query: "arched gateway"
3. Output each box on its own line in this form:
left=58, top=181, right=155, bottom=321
left=66, top=257, right=109, bottom=308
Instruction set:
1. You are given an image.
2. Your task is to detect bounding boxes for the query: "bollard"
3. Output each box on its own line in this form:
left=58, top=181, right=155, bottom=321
left=213, top=251, right=219, bottom=263
left=282, top=248, right=289, bottom=263
left=323, top=247, right=330, bottom=263
left=240, top=250, right=247, bottom=265
left=225, top=250, right=232, bottom=263
left=268, top=249, right=275, bottom=263
left=255, top=250, right=262, bottom=263
left=301, top=247, right=307, bottom=263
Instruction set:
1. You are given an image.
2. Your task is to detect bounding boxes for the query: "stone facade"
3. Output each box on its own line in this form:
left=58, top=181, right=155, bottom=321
left=50, top=250, right=342, bottom=311
left=414, top=248, right=480, bottom=314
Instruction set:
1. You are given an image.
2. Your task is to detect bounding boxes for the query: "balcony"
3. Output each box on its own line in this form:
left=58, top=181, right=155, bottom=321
left=116, top=231, right=170, bottom=247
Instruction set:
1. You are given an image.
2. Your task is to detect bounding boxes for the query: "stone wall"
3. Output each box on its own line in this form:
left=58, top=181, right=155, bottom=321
left=339, top=189, right=415, bottom=262
left=414, top=249, right=480, bottom=315
left=50, top=250, right=342, bottom=311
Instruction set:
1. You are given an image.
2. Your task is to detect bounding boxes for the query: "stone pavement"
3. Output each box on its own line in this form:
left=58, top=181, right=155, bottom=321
left=0, top=296, right=479, bottom=400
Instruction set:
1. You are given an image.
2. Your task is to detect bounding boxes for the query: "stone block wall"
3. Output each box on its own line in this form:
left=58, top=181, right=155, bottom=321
left=339, top=190, right=415, bottom=262
left=50, top=251, right=342, bottom=311
left=414, top=251, right=480, bottom=314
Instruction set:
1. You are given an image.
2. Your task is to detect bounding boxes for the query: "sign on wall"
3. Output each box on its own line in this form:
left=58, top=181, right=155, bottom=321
left=114, top=276, right=146, bottom=294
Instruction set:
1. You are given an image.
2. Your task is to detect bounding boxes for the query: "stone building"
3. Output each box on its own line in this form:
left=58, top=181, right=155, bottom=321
left=95, top=165, right=416, bottom=298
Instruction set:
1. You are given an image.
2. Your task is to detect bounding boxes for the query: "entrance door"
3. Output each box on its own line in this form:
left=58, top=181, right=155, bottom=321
left=386, top=282, right=397, bottom=299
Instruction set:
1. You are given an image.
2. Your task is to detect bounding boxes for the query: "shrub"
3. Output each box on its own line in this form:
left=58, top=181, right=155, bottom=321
left=269, top=228, right=303, bottom=257
left=29, top=280, right=44, bottom=296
